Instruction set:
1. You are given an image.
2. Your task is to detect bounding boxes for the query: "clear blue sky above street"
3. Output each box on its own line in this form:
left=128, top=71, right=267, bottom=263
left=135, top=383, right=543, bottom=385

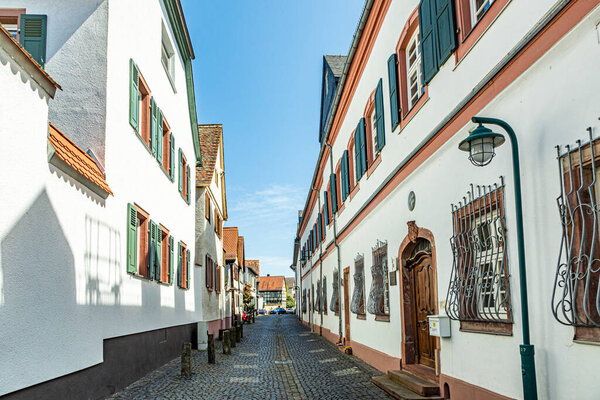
left=181, top=0, right=365, bottom=277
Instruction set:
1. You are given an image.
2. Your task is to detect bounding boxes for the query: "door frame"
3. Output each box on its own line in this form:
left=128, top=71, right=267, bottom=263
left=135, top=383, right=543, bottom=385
left=398, top=222, right=440, bottom=371
left=343, top=267, right=351, bottom=343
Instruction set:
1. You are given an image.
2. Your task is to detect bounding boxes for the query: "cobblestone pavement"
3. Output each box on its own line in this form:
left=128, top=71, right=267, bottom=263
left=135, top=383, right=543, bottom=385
left=109, top=315, right=391, bottom=399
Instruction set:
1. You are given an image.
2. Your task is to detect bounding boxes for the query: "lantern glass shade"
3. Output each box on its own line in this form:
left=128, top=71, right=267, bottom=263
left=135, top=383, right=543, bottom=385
left=459, top=124, right=505, bottom=167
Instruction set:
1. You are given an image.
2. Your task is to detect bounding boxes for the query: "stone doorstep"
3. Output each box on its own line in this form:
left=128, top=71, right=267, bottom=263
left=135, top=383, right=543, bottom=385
left=387, top=370, right=440, bottom=397
left=371, top=376, right=443, bottom=400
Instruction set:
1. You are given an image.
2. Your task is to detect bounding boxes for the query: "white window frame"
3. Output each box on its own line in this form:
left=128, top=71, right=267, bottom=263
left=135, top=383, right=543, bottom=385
left=470, top=0, right=494, bottom=26
left=161, top=21, right=176, bottom=90
left=405, top=29, right=422, bottom=110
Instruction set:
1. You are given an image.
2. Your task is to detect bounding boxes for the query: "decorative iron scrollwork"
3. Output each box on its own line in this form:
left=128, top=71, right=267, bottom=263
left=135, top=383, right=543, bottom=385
left=351, top=256, right=365, bottom=314
left=330, top=270, right=339, bottom=312
left=367, top=241, right=389, bottom=316
left=321, top=276, right=327, bottom=311
left=445, top=180, right=512, bottom=323
left=553, top=131, right=600, bottom=327
left=315, top=279, right=321, bottom=312
left=302, top=288, right=307, bottom=313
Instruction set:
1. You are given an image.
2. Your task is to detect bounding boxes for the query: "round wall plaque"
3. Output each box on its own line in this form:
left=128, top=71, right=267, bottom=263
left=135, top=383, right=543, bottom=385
left=408, top=191, right=416, bottom=211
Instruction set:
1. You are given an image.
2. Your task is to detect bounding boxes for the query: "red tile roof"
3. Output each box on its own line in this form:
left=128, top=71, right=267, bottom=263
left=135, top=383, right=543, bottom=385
left=223, top=227, right=239, bottom=260
left=259, top=275, right=285, bottom=292
left=0, top=24, right=60, bottom=93
left=196, top=124, right=221, bottom=186
left=48, top=122, right=112, bottom=195
left=246, top=260, right=260, bottom=276
left=285, top=277, right=295, bottom=290
left=237, top=236, right=245, bottom=267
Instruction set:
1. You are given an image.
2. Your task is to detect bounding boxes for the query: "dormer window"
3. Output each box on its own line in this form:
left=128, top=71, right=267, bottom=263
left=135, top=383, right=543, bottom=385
left=161, top=22, right=175, bottom=89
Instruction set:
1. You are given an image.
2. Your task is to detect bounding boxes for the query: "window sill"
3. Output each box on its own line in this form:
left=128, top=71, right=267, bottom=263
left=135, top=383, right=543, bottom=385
left=398, top=90, right=429, bottom=134
left=129, top=272, right=151, bottom=281
left=356, top=313, right=366, bottom=320
left=574, top=327, right=600, bottom=344
left=158, top=162, right=174, bottom=182
left=180, top=191, right=190, bottom=205
left=375, top=314, right=390, bottom=322
left=366, top=153, right=382, bottom=178
left=454, top=0, right=512, bottom=67
left=337, top=203, right=346, bottom=216
left=349, top=183, right=360, bottom=200
left=459, top=320, right=513, bottom=335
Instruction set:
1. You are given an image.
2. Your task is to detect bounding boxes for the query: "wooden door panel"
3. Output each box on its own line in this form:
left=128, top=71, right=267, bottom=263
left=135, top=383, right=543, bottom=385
left=411, top=255, right=436, bottom=367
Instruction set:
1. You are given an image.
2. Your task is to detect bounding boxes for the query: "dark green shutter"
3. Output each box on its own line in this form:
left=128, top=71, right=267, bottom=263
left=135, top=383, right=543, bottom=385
left=177, top=242, right=182, bottom=287
left=149, top=97, right=157, bottom=151
left=387, top=54, right=400, bottom=130
left=318, top=214, right=323, bottom=242
left=435, top=0, right=457, bottom=66
left=128, top=60, right=139, bottom=131
left=186, top=249, right=191, bottom=289
left=156, top=226, right=162, bottom=281
left=330, top=174, right=338, bottom=213
left=169, top=134, right=175, bottom=181
left=354, top=127, right=362, bottom=180
left=156, top=107, right=163, bottom=163
left=20, top=15, right=47, bottom=67
left=375, top=79, right=385, bottom=151
left=419, top=0, right=439, bottom=84
left=148, top=221, right=156, bottom=280
left=355, top=118, right=367, bottom=180
left=343, top=150, right=350, bottom=200
left=178, top=148, right=183, bottom=193
left=324, top=191, right=329, bottom=225
left=169, top=235, right=174, bottom=284
left=126, top=203, right=137, bottom=274
left=186, top=164, right=191, bottom=202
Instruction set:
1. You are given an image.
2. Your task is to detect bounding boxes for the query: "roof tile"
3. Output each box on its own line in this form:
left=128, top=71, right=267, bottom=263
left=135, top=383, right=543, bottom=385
left=196, top=124, right=221, bottom=186
left=258, top=276, right=285, bottom=292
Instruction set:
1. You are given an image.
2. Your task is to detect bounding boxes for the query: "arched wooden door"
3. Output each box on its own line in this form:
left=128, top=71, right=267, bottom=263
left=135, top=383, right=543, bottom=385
left=406, top=248, right=437, bottom=367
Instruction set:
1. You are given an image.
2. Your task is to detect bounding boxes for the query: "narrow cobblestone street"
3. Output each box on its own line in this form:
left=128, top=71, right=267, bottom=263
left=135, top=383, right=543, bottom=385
left=109, top=315, right=391, bottom=399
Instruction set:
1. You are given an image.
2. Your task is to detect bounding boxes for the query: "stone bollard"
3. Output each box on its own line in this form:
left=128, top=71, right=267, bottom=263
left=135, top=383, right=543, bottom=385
left=207, top=334, right=215, bottom=364
left=218, top=328, right=224, bottom=341
left=223, top=330, right=231, bottom=355
left=240, top=323, right=244, bottom=339
left=252, top=314, right=255, bottom=323
left=230, top=326, right=237, bottom=348
left=236, top=322, right=241, bottom=343
left=181, top=342, right=192, bottom=377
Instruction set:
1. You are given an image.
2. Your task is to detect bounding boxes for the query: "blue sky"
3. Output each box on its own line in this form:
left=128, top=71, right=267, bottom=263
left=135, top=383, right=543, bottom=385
left=181, top=0, right=365, bottom=277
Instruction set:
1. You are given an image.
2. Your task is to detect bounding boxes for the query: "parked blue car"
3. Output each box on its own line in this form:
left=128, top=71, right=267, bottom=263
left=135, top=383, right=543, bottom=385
left=258, top=308, right=265, bottom=315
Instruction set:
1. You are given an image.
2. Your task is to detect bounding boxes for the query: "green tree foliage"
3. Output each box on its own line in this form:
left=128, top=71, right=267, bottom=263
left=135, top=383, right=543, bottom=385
left=286, top=293, right=295, bottom=308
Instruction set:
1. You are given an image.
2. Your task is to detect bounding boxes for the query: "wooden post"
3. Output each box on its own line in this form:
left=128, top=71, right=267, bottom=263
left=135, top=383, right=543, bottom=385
left=230, top=326, right=236, bottom=348
left=181, top=342, right=192, bottom=377
left=240, top=322, right=244, bottom=339
left=207, top=334, right=215, bottom=364
left=223, top=330, right=231, bottom=355
left=236, top=322, right=241, bottom=343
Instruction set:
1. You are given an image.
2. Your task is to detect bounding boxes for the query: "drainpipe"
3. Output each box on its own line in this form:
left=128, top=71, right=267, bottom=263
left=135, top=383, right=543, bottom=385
left=310, top=187, right=324, bottom=336
left=325, top=143, right=343, bottom=343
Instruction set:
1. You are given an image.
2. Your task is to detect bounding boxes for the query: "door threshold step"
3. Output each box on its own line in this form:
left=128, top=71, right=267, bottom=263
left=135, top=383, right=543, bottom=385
left=371, top=376, right=443, bottom=400
left=387, top=370, right=439, bottom=396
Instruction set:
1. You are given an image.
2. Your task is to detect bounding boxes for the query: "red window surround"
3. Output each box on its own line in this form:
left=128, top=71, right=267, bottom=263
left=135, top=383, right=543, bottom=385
left=455, top=0, right=511, bottom=64
left=395, top=6, right=428, bottom=131
left=135, top=204, right=150, bottom=278
left=180, top=243, right=188, bottom=289
left=347, top=132, right=360, bottom=199
left=363, top=89, right=376, bottom=166
left=160, top=224, right=170, bottom=284
left=335, top=161, right=343, bottom=214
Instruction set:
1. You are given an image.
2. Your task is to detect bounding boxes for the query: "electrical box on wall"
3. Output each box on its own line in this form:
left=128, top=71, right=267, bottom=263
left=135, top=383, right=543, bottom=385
left=428, top=315, right=451, bottom=338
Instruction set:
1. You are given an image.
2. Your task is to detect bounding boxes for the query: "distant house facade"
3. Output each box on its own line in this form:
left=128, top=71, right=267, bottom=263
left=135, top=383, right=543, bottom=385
left=245, top=259, right=260, bottom=308
left=195, top=124, right=229, bottom=339
left=223, top=227, right=245, bottom=321
left=0, top=1, right=203, bottom=398
left=258, top=275, right=286, bottom=310
left=285, top=277, right=296, bottom=305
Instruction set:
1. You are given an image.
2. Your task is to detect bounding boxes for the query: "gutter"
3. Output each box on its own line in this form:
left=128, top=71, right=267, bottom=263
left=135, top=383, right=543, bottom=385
left=295, top=0, right=374, bottom=240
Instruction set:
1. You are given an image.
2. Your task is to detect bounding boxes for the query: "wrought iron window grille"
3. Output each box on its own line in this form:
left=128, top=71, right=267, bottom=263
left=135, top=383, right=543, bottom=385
left=330, top=269, right=339, bottom=312
left=351, top=256, right=366, bottom=315
left=367, top=241, right=390, bottom=315
left=553, top=130, right=600, bottom=327
left=315, top=279, right=322, bottom=312
left=322, top=276, right=327, bottom=312
left=445, top=179, right=513, bottom=323
left=302, top=288, right=307, bottom=313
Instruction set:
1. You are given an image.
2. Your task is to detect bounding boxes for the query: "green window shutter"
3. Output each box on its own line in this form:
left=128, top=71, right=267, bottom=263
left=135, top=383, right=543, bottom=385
left=354, top=126, right=362, bottom=180
left=318, top=214, right=323, bottom=242
left=156, top=226, right=162, bottom=281
left=148, top=221, right=156, bottom=280
left=126, top=203, right=137, bottom=274
left=150, top=99, right=159, bottom=157
left=329, top=174, right=338, bottom=213
left=435, top=0, right=457, bottom=66
left=169, top=235, right=174, bottom=284
left=128, top=59, right=139, bottom=131
left=178, top=149, right=183, bottom=193
left=419, top=0, right=439, bottom=84
left=342, top=150, right=350, bottom=201
left=20, top=15, right=47, bottom=67
left=375, top=79, right=386, bottom=151
left=323, top=191, right=329, bottom=225
left=177, top=242, right=182, bottom=287
left=169, top=134, right=175, bottom=181
left=186, top=164, right=191, bottom=202
left=387, top=54, right=400, bottom=130
left=186, top=249, right=191, bottom=289
left=355, top=118, right=367, bottom=180
left=157, top=108, right=164, bottom=163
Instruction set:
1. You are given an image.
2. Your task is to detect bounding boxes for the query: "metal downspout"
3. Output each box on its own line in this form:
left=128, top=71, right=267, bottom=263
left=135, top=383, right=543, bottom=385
left=326, top=143, right=343, bottom=343
left=310, top=187, right=324, bottom=336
